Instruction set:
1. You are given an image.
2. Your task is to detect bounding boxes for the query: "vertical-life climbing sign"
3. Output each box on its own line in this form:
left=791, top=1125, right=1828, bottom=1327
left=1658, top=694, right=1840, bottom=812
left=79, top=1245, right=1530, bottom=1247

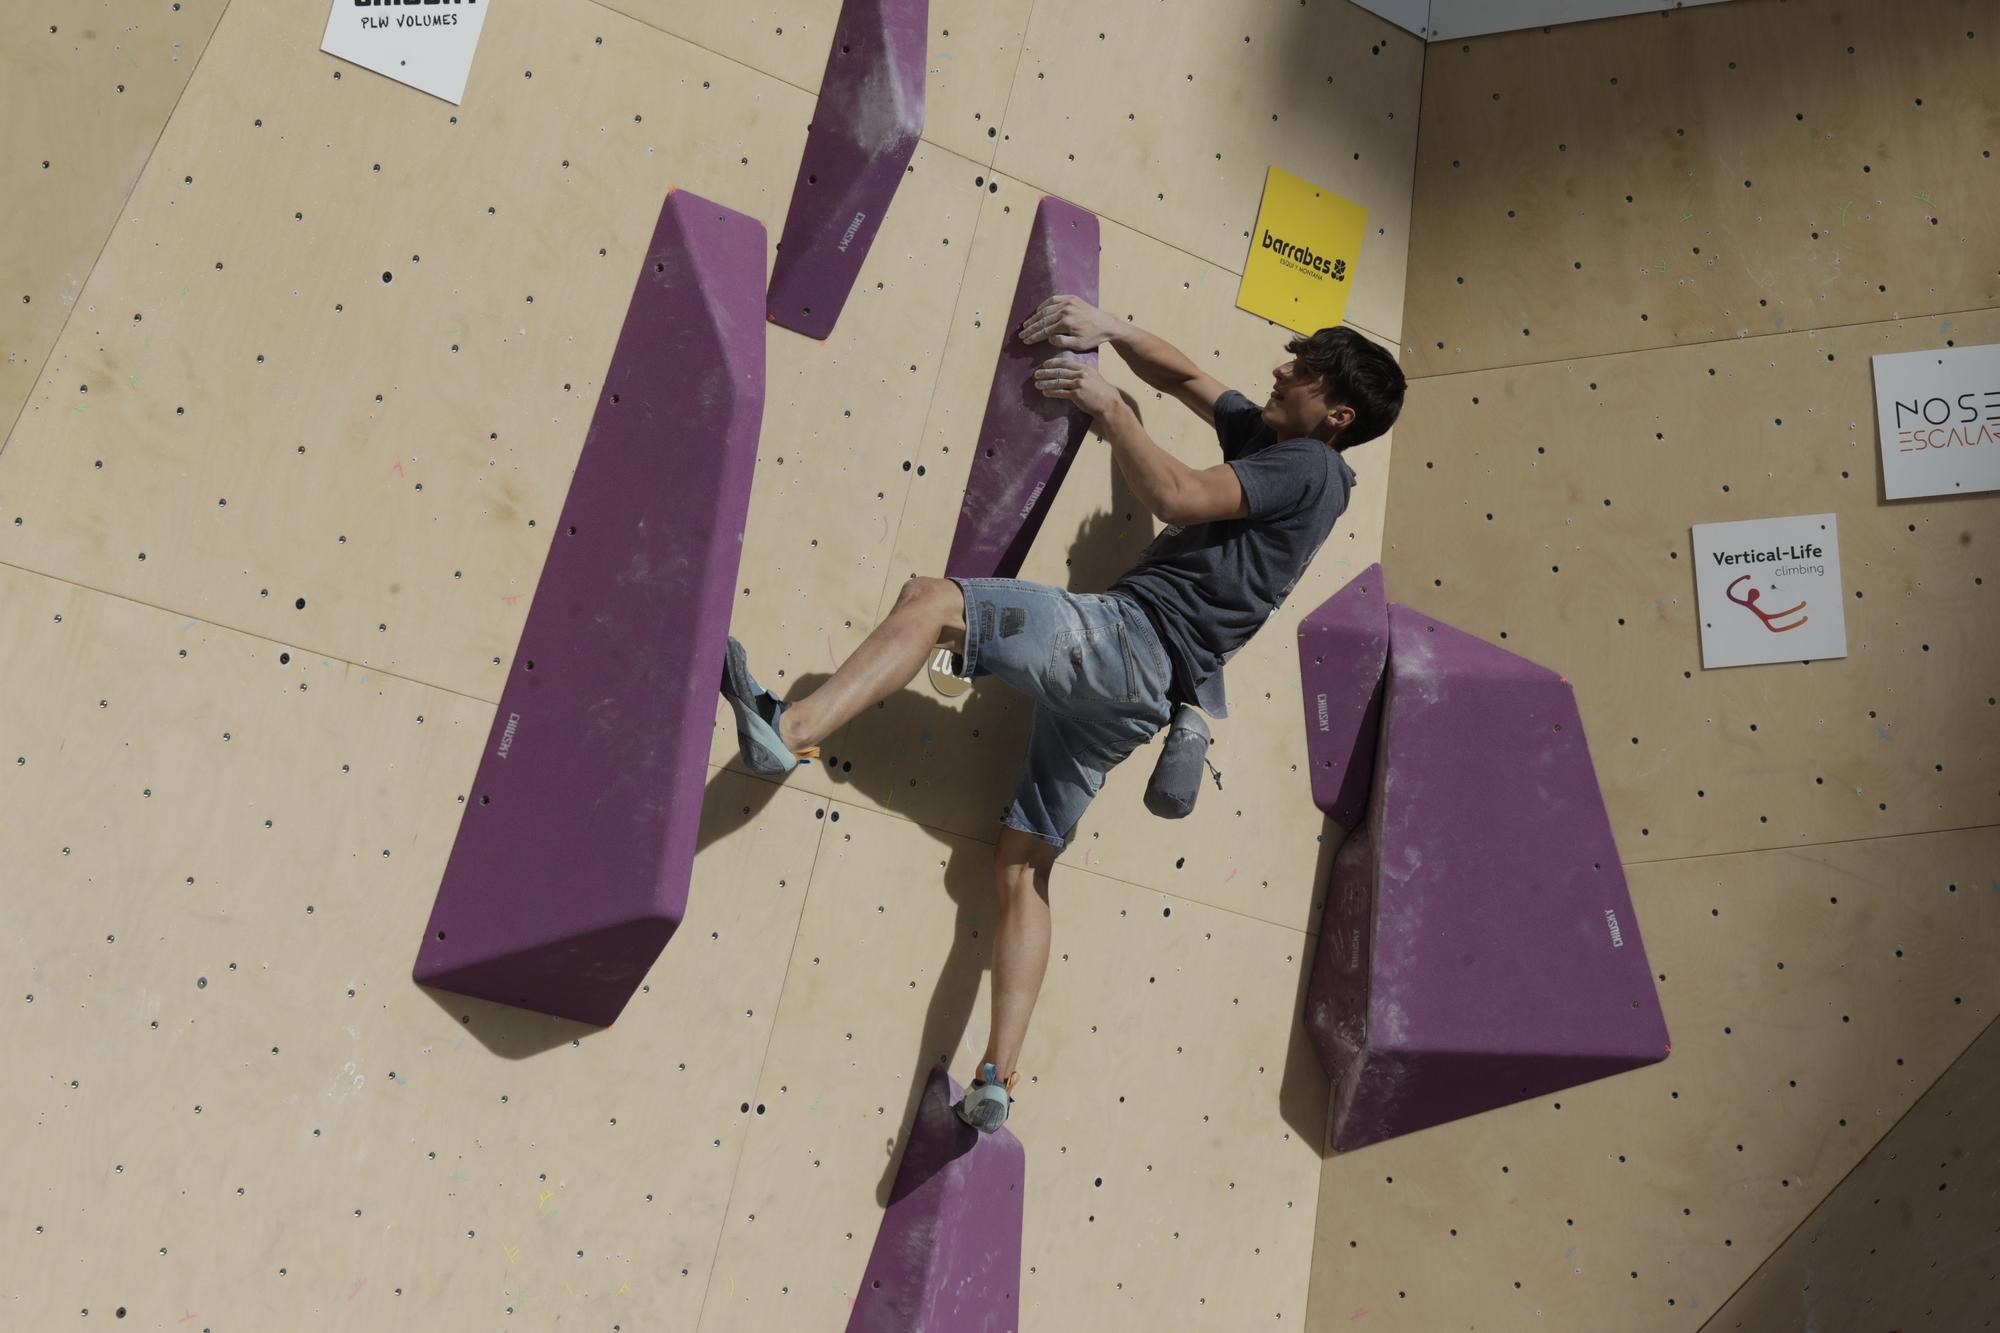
left=322, top=0, right=492, bottom=106
left=1691, top=513, right=1849, bottom=670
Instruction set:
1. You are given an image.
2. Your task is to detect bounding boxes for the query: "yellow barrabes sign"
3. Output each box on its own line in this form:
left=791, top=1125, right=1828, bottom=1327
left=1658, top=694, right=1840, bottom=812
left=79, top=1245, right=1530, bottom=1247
left=1236, top=166, right=1367, bottom=334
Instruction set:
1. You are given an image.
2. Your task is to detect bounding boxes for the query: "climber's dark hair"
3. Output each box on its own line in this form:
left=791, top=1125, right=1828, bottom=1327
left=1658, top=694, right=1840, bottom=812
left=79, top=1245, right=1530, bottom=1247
left=1286, top=327, right=1406, bottom=450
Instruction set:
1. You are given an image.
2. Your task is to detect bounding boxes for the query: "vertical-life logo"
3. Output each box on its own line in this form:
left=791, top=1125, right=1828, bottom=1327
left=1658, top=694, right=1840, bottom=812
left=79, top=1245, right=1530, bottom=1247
left=1721, top=547, right=1818, bottom=635
left=1691, top=514, right=1848, bottom=670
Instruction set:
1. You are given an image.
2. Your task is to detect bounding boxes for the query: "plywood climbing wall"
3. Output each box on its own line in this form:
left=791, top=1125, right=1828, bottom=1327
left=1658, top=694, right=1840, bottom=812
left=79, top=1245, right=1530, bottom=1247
left=7, top=0, right=1991, bottom=1328
left=1704, top=1009, right=2000, bottom=1330
left=3, top=0, right=1415, bottom=1328
left=1320, top=0, right=2000, bottom=1328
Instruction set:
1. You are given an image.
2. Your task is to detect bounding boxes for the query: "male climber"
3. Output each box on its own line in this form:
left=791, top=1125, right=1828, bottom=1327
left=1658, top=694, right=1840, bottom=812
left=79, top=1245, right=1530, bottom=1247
left=719, top=295, right=1406, bottom=1133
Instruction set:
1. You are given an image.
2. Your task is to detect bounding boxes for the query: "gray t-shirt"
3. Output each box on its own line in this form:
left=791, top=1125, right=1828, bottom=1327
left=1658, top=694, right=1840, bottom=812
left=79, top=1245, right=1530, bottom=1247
left=1109, top=389, right=1356, bottom=720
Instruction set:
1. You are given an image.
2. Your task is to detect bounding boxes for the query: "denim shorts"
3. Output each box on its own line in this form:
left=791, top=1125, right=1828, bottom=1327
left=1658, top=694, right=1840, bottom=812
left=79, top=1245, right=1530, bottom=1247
left=948, top=577, right=1175, bottom=852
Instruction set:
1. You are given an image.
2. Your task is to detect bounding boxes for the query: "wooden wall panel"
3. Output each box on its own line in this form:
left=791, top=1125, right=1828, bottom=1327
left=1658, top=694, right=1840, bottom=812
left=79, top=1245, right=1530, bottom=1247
left=1383, top=309, right=2000, bottom=865
left=1, top=3, right=230, bottom=447
left=1701, top=1011, right=2000, bottom=1332
left=1306, top=827, right=2000, bottom=1330
left=701, top=800, right=1328, bottom=1331
left=992, top=0, right=1422, bottom=345
left=0, top=0, right=972, bottom=708
left=609, top=0, right=1034, bottom=166
left=0, top=561, right=828, bottom=1329
left=1339, top=0, right=2000, bottom=1326
left=1401, top=0, right=2000, bottom=377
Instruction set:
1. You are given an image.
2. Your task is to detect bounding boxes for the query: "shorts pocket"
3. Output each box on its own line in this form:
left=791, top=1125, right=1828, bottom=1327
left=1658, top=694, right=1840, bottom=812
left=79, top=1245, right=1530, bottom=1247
left=1045, top=621, right=1136, bottom=709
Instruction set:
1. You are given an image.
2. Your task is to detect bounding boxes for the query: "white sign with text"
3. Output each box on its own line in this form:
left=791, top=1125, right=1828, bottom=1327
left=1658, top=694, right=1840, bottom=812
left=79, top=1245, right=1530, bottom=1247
left=1871, top=343, right=2000, bottom=499
left=1691, top=513, right=1848, bottom=669
left=322, top=0, right=490, bottom=106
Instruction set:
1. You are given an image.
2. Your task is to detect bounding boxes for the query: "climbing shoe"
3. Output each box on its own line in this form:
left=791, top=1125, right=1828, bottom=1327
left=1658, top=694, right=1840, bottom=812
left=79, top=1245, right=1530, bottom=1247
left=719, top=636, right=819, bottom=776
left=953, top=1062, right=1018, bottom=1134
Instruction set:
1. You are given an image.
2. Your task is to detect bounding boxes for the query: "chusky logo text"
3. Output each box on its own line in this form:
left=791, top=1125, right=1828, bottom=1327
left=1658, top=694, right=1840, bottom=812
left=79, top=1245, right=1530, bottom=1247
left=1019, top=480, right=1047, bottom=520
left=837, top=212, right=867, bottom=253
left=496, top=711, right=521, bottom=760
left=1315, top=692, right=1330, bottom=732
left=1603, top=908, right=1625, bottom=948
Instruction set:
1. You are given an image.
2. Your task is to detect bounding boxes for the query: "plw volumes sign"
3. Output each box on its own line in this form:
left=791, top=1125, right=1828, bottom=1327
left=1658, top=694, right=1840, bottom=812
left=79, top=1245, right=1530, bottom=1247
left=1236, top=167, right=1367, bottom=335
left=322, top=0, right=491, bottom=106
left=1871, top=343, right=2000, bottom=499
left=1691, top=514, right=1848, bottom=670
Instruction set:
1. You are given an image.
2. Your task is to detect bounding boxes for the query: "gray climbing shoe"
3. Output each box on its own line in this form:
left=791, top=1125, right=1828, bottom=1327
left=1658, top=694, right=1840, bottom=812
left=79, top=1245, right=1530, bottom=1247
left=953, top=1062, right=1017, bottom=1134
left=719, top=636, right=818, bottom=776
left=1144, top=703, right=1221, bottom=819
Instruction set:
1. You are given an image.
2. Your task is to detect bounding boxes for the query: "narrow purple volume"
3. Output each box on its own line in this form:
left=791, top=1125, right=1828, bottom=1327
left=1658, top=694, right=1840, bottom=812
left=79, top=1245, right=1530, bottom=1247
left=847, top=1065, right=1025, bottom=1333
left=411, top=190, right=767, bottom=1027
left=766, top=0, right=928, bottom=340
left=944, top=196, right=1100, bottom=581
left=1297, top=562, right=1389, bottom=828
left=1305, top=604, right=1671, bottom=1152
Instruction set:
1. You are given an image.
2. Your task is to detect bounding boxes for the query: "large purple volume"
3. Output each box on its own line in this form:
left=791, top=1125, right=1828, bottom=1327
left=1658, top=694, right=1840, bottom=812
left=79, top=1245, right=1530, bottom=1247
left=847, top=1066, right=1025, bottom=1332
left=1305, top=604, right=1671, bottom=1152
left=1297, top=563, right=1389, bottom=829
left=944, top=196, right=1100, bottom=581
left=411, top=190, right=766, bottom=1027
left=766, top=0, right=927, bottom=340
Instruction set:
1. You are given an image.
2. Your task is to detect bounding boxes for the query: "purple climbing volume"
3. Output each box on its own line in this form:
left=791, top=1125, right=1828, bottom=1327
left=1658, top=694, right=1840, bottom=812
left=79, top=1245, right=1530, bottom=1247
left=411, top=190, right=766, bottom=1027
left=766, top=0, right=928, bottom=339
left=847, top=1065, right=1025, bottom=1333
left=1297, top=563, right=1389, bottom=829
left=1305, top=604, right=1670, bottom=1151
left=944, top=196, right=1101, bottom=581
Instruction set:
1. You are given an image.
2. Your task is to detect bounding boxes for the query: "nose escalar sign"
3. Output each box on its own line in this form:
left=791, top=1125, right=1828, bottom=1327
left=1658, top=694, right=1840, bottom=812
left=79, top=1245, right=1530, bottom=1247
left=1872, top=343, right=2000, bottom=499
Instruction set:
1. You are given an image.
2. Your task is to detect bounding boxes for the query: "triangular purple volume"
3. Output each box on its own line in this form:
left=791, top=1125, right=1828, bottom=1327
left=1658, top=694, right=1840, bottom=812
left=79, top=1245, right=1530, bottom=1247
left=847, top=1066, right=1025, bottom=1333
left=1305, top=604, right=1671, bottom=1152
left=766, top=0, right=928, bottom=339
left=410, top=190, right=767, bottom=1028
left=1297, top=563, right=1389, bottom=828
left=944, top=196, right=1101, bottom=581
